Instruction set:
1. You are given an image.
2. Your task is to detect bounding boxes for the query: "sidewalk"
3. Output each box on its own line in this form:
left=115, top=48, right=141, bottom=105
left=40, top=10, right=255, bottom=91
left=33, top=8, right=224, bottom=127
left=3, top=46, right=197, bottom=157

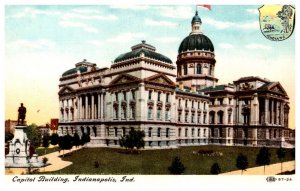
left=5, top=146, right=81, bottom=175
left=221, top=160, right=295, bottom=175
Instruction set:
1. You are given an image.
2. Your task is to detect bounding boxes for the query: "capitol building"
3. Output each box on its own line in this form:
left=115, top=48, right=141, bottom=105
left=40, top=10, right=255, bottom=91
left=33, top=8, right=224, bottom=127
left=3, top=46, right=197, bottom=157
left=57, top=11, right=294, bottom=148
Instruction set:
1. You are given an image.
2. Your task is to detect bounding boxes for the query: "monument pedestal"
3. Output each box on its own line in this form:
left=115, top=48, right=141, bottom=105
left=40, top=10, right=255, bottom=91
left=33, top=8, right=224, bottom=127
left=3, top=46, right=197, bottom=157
left=5, top=125, right=43, bottom=168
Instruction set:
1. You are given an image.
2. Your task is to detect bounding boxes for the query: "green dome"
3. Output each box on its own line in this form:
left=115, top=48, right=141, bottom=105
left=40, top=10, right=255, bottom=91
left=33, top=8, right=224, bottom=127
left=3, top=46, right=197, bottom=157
left=114, top=41, right=172, bottom=64
left=178, top=34, right=214, bottom=53
left=191, top=11, right=202, bottom=24
left=62, top=66, right=87, bottom=77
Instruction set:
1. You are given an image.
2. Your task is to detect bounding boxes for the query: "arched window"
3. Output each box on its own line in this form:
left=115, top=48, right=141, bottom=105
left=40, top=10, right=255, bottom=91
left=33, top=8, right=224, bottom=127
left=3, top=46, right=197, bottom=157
left=157, top=128, right=161, bottom=137
left=217, top=111, right=224, bottom=124
left=209, top=111, right=215, bottom=124
left=197, top=64, right=201, bottom=74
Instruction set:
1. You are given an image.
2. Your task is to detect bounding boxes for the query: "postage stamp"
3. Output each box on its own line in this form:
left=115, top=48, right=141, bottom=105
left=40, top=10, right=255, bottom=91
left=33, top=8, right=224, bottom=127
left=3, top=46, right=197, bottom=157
left=2, top=1, right=297, bottom=190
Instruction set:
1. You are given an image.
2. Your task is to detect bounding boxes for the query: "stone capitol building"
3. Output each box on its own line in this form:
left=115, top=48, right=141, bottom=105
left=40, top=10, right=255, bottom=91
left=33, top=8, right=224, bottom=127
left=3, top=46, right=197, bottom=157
left=58, top=11, right=294, bottom=148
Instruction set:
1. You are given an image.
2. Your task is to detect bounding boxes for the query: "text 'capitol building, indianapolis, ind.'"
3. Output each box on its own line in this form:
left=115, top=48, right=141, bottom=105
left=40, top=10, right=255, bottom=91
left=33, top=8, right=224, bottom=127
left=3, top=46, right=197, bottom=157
left=57, top=11, right=295, bottom=149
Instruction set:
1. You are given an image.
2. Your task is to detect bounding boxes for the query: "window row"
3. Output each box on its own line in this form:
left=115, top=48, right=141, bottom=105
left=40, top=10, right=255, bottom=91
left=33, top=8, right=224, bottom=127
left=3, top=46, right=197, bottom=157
left=148, top=107, right=171, bottom=120
left=178, top=99, right=207, bottom=110
left=148, top=127, right=171, bottom=138
left=148, top=90, right=170, bottom=102
left=209, top=109, right=232, bottom=124
left=178, top=128, right=207, bottom=137
left=178, top=112, right=207, bottom=124
left=114, top=90, right=136, bottom=101
left=113, top=106, right=136, bottom=119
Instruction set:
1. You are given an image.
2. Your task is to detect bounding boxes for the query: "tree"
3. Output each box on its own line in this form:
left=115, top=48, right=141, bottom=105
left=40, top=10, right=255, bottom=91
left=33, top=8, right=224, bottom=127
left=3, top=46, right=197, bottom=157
left=236, top=153, right=249, bottom=174
left=168, top=156, right=185, bottom=174
left=119, top=129, right=145, bottom=153
left=256, top=147, right=271, bottom=174
left=58, top=135, right=73, bottom=157
left=81, top=133, right=91, bottom=146
left=42, top=133, right=50, bottom=154
left=72, top=132, right=81, bottom=148
left=26, top=124, right=42, bottom=148
left=276, top=147, right=286, bottom=173
left=42, top=157, right=48, bottom=172
left=5, top=132, right=14, bottom=142
left=50, top=133, right=59, bottom=146
left=211, top=162, right=221, bottom=175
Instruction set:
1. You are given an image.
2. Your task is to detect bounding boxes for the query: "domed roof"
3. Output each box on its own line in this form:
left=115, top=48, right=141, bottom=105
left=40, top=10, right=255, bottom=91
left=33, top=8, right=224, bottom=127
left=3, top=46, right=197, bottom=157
left=62, top=66, right=87, bottom=77
left=178, top=34, right=214, bottom=53
left=114, top=41, right=172, bottom=64
left=191, top=11, right=202, bottom=24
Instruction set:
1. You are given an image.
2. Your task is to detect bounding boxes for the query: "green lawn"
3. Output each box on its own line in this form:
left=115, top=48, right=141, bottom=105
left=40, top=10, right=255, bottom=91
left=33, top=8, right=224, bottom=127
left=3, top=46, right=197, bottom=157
left=48, top=145, right=294, bottom=175
left=36, top=146, right=60, bottom=156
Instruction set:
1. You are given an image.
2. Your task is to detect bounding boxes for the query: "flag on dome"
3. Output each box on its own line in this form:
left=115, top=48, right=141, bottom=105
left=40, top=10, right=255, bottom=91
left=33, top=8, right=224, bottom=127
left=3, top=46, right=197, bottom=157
left=197, top=5, right=212, bottom=10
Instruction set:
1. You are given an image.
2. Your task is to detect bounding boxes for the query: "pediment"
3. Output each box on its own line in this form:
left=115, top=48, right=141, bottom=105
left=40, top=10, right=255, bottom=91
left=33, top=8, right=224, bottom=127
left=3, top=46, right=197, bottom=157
left=109, top=74, right=141, bottom=86
left=269, top=82, right=287, bottom=95
left=58, top=86, right=75, bottom=95
left=145, top=73, right=175, bottom=86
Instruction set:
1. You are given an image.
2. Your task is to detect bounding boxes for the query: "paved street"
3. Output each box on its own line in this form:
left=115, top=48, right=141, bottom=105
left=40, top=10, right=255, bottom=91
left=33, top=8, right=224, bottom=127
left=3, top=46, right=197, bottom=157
left=221, top=160, right=295, bottom=175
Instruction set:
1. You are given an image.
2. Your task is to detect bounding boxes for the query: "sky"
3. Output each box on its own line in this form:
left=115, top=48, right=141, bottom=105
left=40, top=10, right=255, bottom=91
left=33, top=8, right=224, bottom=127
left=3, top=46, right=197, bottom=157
left=4, top=4, right=295, bottom=128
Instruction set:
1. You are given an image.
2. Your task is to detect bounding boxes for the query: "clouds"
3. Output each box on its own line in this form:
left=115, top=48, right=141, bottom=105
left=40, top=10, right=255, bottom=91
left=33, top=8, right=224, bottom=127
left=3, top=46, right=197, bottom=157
left=107, top=32, right=146, bottom=43
left=204, top=17, right=258, bottom=30
left=155, top=6, right=193, bottom=19
left=6, top=39, right=56, bottom=50
left=59, top=20, right=99, bottom=33
left=7, top=7, right=61, bottom=18
left=145, top=19, right=177, bottom=28
left=246, top=9, right=259, bottom=15
left=245, top=43, right=271, bottom=50
left=218, top=43, right=234, bottom=49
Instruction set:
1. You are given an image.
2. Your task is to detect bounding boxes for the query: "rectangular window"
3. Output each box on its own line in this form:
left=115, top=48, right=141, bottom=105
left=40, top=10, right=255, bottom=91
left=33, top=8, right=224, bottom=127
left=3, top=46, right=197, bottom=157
left=166, top=93, right=169, bottom=102
left=185, top=112, right=188, bottom=123
left=157, top=108, right=161, bottom=119
left=185, top=100, right=188, bottom=107
left=178, top=112, right=181, bottom=122
left=179, top=99, right=181, bottom=107
left=198, top=129, right=200, bottom=137
left=158, top=92, right=161, bottom=101
left=165, top=110, right=170, bottom=121
left=123, top=91, right=127, bottom=101
left=219, top=98, right=223, bottom=105
left=148, top=107, right=153, bottom=119
left=198, top=101, right=200, bottom=109
left=203, top=114, right=207, bottom=124
left=131, top=107, right=135, bottom=119
left=166, top=128, right=170, bottom=137
left=114, top=127, right=118, bottom=137
left=148, top=90, right=152, bottom=100
left=191, top=114, right=194, bottom=123
left=131, top=90, right=135, bottom=100
left=192, top=101, right=194, bottom=108
left=148, top=128, right=152, bottom=137
left=185, top=128, right=188, bottom=137
left=157, top=128, right=161, bottom=137
left=115, top=92, right=119, bottom=101
left=197, top=114, right=201, bottom=123
left=203, top=129, right=206, bottom=137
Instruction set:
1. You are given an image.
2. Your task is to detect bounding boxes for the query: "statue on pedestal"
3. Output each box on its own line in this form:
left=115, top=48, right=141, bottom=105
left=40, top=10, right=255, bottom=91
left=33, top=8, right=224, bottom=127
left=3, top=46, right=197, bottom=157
left=17, top=103, right=26, bottom=125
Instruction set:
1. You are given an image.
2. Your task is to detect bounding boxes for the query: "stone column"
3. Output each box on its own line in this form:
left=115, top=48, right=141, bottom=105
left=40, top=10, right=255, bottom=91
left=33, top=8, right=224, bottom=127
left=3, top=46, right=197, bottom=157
left=91, top=94, right=95, bottom=119
left=270, top=99, right=274, bottom=124
left=85, top=94, right=88, bottom=120
left=251, top=93, right=259, bottom=125
left=98, top=93, right=101, bottom=119
left=79, top=95, right=82, bottom=120
left=77, top=96, right=80, bottom=120
left=100, top=93, right=103, bottom=119
left=280, top=101, right=284, bottom=126
left=64, top=99, right=68, bottom=121
left=238, top=100, right=243, bottom=124
left=102, top=93, right=106, bottom=119
left=68, top=99, right=72, bottom=121
left=264, top=97, right=269, bottom=125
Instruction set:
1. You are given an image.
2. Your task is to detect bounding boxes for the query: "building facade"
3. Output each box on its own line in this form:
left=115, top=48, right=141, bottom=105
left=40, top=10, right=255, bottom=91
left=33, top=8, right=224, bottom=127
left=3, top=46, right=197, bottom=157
left=57, top=11, right=294, bottom=148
